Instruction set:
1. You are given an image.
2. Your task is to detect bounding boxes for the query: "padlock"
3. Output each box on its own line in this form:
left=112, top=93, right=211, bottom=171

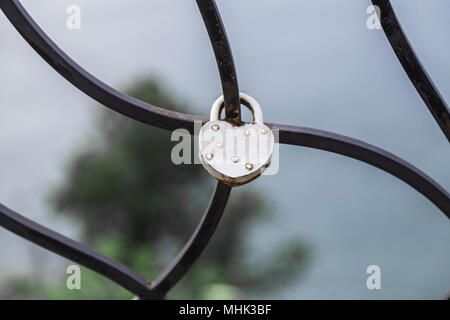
left=198, top=93, right=275, bottom=187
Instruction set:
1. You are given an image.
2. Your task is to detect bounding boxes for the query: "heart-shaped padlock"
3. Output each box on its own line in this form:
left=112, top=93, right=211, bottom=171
left=198, top=93, right=274, bottom=187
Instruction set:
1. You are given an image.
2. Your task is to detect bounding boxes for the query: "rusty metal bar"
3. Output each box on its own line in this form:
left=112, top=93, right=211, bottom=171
left=196, top=0, right=241, bottom=125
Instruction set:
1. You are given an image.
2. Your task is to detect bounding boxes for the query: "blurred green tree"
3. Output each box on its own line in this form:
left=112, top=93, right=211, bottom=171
left=1, top=79, right=310, bottom=299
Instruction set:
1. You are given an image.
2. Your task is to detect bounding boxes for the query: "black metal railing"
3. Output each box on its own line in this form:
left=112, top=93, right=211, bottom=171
left=0, top=0, right=449, bottom=299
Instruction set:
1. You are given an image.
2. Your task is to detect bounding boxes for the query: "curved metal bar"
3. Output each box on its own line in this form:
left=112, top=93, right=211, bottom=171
left=271, top=123, right=450, bottom=219
left=0, top=0, right=201, bottom=133
left=0, top=0, right=240, bottom=131
left=196, top=0, right=241, bottom=125
left=0, top=203, right=157, bottom=299
left=0, top=182, right=231, bottom=300
left=372, top=0, right=450, bottom=143
left=150, top=182, right=231, bottom=297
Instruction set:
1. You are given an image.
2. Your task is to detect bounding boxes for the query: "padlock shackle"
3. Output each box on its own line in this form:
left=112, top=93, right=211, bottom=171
left=210, top=93, right=264, bottom=124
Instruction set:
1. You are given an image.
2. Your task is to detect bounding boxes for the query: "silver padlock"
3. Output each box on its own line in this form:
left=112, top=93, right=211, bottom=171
left=198, top=93, right=275, bottom=187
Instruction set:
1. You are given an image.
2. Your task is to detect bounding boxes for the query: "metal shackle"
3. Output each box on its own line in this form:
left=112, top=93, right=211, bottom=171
left=210, top=93, right=264, bottom=124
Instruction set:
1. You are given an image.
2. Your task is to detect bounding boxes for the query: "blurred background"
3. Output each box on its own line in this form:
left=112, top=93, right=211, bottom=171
left=0, top=0, right=449, bottom=299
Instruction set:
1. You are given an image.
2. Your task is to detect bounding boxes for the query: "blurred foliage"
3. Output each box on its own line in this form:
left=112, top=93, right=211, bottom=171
left=1, top=79, right=310, bottom=299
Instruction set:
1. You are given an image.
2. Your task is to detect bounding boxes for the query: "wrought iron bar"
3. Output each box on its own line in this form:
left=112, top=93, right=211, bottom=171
left=0, top=182, right=231, bottom=299
left=150, top=182, right=231, bottom=297
left=0, top=203, right=156, bottom=299
left=272, top=123, right=450, bottom=219
left=0, top=0, right=449, bottom=300
left=0, top=0, right=201, bottom=132
left=196, top=0, right=241, bottom=125
left=372, top=0, right=450, bottom=143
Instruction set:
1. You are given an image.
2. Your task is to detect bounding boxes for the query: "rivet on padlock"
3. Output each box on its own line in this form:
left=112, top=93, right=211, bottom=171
left=198, top=93, right=275, bottom=187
